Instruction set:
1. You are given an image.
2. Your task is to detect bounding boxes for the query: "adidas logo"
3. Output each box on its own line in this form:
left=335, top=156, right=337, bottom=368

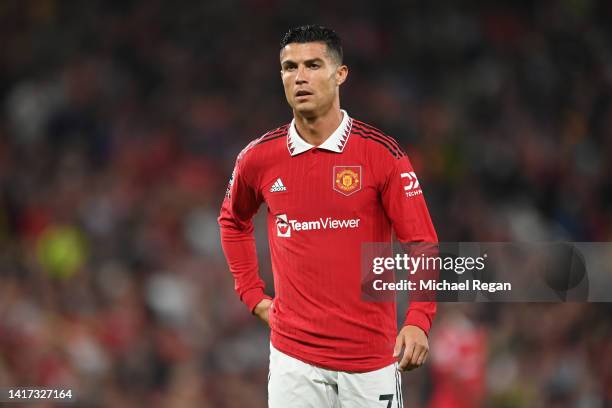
left=270, top=178, right=287, bottom=193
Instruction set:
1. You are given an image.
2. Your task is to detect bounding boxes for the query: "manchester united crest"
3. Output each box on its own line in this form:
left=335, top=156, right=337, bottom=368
left=333, top=166, right=362, bottom=196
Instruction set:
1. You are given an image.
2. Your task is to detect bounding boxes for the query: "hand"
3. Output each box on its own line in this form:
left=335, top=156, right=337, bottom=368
left=253, top=299, right=273, bottom=326
left=393, top=325, right=429, bottom=371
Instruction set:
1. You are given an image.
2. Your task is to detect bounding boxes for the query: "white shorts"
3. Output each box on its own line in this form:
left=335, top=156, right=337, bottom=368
left=268, top=343, right=403, bottom=408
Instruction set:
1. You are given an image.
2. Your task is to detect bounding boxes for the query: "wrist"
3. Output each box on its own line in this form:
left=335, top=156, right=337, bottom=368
left=253, top=298, right=272, bottom=316
left=243, top=288, right=271, bottom=313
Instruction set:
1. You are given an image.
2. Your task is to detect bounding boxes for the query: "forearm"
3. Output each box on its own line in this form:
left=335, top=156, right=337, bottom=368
left=220, top=224, right=271, bottom=312
left=402, top=241, right=437, bottom=336
left=404, top=302, right=436, bottom=335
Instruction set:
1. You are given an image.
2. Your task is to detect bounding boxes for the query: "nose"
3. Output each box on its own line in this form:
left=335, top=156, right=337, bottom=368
left=295, top=65, right=308, bottom=84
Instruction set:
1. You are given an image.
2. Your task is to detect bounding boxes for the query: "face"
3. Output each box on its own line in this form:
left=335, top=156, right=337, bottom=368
left=280, top=42, right=348, bottom=118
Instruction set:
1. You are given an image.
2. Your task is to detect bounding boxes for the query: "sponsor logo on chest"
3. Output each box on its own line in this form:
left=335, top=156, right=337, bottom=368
left=276, top=214, right=360, bottom=237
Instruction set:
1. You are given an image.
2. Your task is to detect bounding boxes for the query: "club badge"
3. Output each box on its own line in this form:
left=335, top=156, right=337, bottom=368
left=333, top=166, right=362, bottom=196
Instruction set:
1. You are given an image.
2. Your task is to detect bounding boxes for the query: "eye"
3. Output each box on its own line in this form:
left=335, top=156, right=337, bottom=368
left=309, top=63, right=320, bottom=69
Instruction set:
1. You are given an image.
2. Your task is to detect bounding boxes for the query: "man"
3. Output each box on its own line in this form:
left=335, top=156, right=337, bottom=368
left=218, top=25, right=437, bottom=407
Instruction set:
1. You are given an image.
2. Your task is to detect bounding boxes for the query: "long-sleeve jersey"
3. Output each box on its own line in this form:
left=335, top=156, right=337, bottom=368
left=218, top=110, right=438, bottom=372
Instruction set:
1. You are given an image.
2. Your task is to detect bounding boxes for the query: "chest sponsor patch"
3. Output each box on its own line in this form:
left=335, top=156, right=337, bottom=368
left=275, top=213, right=361, bottom=237
left=333, top=165, right=362, bottom=196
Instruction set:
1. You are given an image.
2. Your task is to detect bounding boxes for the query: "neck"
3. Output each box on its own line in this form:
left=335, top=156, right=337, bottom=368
left=293, top=105, right=343, bottom=146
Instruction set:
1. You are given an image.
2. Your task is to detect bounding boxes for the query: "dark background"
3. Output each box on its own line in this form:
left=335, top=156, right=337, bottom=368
left=0, top=1, right=610, bottom=407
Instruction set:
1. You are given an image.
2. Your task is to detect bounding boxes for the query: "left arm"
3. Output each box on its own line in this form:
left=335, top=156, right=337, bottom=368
left=380, top=153, right=438, bottom=371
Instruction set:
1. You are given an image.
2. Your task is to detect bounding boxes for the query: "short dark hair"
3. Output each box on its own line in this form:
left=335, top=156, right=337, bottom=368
left=280, top=25, right=343, bottom=64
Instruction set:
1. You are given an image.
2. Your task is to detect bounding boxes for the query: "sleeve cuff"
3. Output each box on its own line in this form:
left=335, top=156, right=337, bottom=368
left=403, top=309, right=432, bottom=336
left=241, top=287, right=272, bottom=313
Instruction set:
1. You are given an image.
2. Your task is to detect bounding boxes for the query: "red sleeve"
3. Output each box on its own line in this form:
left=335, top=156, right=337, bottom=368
left=380, top=154, right=438, bottom=336
left=218, top=150, right=271, bottom=312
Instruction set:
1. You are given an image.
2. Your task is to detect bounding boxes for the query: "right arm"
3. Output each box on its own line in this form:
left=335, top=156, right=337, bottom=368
left=218, top=150, right=271, bottom=319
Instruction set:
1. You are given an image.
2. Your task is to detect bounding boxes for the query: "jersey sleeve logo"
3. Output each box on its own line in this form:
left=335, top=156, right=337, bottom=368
left=333, top=166, right=362, bottom=196
left=400, top=172, right=423, bottom=197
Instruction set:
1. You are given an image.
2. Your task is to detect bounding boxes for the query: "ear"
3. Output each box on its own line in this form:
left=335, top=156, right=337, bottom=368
left=336, top=64, right=348, bottom=86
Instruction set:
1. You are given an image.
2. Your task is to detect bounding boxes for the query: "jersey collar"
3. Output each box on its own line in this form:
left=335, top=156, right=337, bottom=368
left=287, top=110, right=353, bottom=156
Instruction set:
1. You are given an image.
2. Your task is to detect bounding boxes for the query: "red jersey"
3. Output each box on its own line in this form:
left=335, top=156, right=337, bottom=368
left=218, top=110, right=437, bottom=372
left=429, top=314, right=487, bottom=408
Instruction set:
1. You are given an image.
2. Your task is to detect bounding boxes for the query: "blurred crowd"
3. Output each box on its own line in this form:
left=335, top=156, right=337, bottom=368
left=0, top=0, right=611, bottom=407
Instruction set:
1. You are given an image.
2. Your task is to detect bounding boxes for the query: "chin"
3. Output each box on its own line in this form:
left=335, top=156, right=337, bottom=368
left=294, top=104, right=318, bottom=117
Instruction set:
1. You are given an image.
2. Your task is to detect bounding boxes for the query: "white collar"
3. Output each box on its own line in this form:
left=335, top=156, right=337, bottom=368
left=287, top=110, right=352, bottom=156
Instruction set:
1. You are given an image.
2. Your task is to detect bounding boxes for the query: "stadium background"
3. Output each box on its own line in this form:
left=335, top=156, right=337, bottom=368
left=0, top=0, right=611, bottom=406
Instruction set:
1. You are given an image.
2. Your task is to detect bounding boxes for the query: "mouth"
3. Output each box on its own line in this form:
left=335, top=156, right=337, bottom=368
left=295, top=90, right=313, bottom=98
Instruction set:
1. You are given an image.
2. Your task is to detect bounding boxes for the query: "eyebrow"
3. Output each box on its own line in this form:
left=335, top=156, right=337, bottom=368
left=281, top=57, right=325, bottom=67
